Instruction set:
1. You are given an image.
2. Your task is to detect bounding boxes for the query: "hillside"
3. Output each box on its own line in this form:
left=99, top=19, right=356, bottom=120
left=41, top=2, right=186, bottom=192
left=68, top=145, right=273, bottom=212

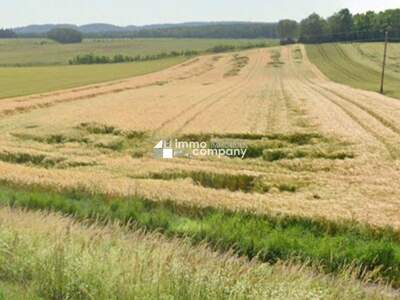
left=13, top=22, right=278, bottom=39
left=0, top=38, right=276, bottom=67
left=306, top=43, right=400, bottom=99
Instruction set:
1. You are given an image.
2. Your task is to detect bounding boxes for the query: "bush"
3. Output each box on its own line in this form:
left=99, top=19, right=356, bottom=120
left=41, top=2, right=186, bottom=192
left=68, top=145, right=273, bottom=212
left=47, top=28, right=82, bottom=44
left=207, top=45, right=236, bottom=53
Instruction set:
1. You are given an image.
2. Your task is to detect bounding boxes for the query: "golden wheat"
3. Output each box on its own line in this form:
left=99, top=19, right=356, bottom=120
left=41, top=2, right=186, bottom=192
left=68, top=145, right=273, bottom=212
left=0, top=45, right=399, bottom=231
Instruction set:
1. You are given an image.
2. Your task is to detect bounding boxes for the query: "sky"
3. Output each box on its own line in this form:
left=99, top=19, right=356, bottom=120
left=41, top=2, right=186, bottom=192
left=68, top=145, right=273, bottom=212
left=1, top=0, right=399, bottom=28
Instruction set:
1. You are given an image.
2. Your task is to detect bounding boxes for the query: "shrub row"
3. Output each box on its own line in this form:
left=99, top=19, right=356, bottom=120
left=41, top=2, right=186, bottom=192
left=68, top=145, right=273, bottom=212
left=69, top=42, right=270, bottom=65
left=69, top=50, right=199, bottom=65
left=0, top=183, right=399, bottom=285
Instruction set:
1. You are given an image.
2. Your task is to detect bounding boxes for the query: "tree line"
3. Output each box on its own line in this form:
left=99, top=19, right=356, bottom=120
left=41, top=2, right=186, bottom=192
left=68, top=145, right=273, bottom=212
left=0, top=29, right=17, bottom=38
left=3, top=8, right=400, bottom=43
left=47, top=28, right=83, bottom=43
left=76, top=23, right=279, bottom=39
left=69, top=42, right=270, bottom=65
left=278, top=8, right=400, bottom=44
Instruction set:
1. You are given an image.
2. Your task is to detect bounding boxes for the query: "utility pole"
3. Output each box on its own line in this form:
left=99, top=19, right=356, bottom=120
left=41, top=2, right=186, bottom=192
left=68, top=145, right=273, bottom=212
left=380, top=31, right=389, bottom=94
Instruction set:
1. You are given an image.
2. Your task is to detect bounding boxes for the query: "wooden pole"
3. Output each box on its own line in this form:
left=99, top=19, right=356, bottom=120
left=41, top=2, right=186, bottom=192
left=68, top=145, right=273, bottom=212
left=380, top=31, right=389, bottom=94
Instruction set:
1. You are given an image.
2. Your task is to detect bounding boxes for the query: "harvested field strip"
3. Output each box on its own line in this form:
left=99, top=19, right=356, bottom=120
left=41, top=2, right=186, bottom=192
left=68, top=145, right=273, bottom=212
left=304, top=82, right=400, bottom=159
left=319, top=86, right=400, bottom=136
left=154, top=78, right=243, bottom=132
left=171, top=52, right=262, bottom=134
left=1, top=183, right=400, bottom=285
left=0, top=79, right=172, bottom=118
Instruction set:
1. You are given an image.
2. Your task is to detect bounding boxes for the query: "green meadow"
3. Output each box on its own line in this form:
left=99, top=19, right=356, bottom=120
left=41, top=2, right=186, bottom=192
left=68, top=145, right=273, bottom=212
left=306, top=43, right=400, bottom=99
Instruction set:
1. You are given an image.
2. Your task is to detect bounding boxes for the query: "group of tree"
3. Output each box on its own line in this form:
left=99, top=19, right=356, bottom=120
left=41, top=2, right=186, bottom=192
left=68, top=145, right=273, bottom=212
left=278, top=8, right=400, bottom=44
left=0, top=29, right=16, bottom=38
left=69, top=50, right=198, bottom=65
left=47, top=28, right=83, bottom=44
left=69, top=42, right=269, bottom=65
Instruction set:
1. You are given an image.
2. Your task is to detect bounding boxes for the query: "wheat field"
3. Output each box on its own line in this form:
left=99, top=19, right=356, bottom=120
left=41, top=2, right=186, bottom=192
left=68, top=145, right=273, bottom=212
left=0, top=44, right=399, bottom=230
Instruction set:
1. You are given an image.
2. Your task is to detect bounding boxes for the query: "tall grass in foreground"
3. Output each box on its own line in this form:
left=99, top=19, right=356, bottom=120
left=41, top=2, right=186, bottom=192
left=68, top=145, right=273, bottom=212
left=1, top=183, right=400, bottom=287
left=0, top=207, right=396, bottom=300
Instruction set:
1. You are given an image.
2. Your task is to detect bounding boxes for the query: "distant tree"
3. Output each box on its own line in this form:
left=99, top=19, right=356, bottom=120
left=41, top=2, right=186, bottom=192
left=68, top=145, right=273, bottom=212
left=277, top=19, right=299, bottom=39
left=299, top=13, right=329, bottom=43
left=84, top=23, right=278, bottom=39
left=0, top=29, right=17, bottom=38
left=327, top=9, right=353, bottom=41
left=47, top=28, right=82, bottom=44
left=352, top=11, right=379, bottom=40
left=378, top=9, right=400, bottom=31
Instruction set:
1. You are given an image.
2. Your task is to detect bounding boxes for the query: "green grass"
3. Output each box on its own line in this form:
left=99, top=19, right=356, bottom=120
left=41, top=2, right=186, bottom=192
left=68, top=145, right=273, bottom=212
left=305, top=43, right=400, bottom=99
left=342, top=43, right=400, bottom=77
left=0, top=208, right=392, bottom=300
left=0, top=282, right=41, bottom=300
left=0, top=57, right=184, bottom=99
left=1, top=183, right=400, bottom=286
left=0, top=38, right=277, bottom=66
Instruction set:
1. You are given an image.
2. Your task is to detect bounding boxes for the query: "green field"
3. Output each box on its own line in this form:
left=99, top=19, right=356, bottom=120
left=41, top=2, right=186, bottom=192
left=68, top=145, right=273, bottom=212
left=0, top=38, right=277, bottom=99
left=306, top=43, right=400, bottom=99
left=0, top=57, right=185, bottom=99
left=0, top=38, right=277, bottom=66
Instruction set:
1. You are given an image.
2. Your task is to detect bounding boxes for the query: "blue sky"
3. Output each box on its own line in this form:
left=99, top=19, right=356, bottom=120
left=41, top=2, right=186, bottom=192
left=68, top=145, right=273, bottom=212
left=1, top=0, right=399, bottom=27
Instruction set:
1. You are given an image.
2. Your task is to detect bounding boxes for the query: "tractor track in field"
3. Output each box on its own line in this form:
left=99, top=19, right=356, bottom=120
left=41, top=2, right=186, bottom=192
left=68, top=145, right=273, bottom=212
left=287, top=45, right=400, bottom=159
left=304, top=82, right=400, bottom=159
left=169, top=50, right=265, bottom=135
left=0, top=58, right=217, bottom=119
left=317, top=44, right=369, bottom=83
left=318, top=85, right=400, bottom=136
left=153, top=77, right=245, bottom=133
left=333, top=44, right=380, bottom=79
left=0, top=81, right=172, bottom=118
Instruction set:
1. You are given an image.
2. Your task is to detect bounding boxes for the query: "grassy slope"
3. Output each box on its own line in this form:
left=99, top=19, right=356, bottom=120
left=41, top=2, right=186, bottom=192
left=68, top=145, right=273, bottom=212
left=0, top=207, right=392, bottom=300
left=341, top=43, right=400, bottom=77
left=305, top=43, right=400, bottom=99
left=0, top=38, right=277, bottom=66
left=0, top=57, right=185, bottom=99
left=1, top=183, right=400, bottom=286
